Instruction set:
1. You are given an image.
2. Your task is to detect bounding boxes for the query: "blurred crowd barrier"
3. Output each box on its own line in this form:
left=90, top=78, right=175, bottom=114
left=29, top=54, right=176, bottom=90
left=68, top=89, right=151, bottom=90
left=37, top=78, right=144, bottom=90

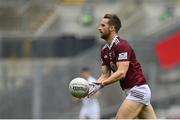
left=0, top=36, right=96, bottom=58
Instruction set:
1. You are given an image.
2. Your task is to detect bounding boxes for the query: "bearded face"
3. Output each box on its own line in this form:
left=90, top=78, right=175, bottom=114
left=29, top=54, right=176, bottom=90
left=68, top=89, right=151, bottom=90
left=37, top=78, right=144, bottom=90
left=98, top=18, right=111, bottom=40
left=100, top=29, right=111, bottom=40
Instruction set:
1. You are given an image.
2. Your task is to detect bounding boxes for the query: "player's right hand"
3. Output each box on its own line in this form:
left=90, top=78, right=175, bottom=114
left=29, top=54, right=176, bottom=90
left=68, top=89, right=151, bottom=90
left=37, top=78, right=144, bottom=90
left=87, top=82, right=103, bottom=98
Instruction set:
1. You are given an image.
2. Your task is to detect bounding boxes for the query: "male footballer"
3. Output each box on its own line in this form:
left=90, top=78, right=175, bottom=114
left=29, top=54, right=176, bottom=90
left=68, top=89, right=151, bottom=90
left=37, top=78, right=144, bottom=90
left=87, top=14, right=157, bottom=119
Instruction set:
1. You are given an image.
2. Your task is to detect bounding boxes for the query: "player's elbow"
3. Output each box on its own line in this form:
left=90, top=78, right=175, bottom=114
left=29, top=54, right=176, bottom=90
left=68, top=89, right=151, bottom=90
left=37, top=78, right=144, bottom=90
left=117, top=70, right=126, bottom=79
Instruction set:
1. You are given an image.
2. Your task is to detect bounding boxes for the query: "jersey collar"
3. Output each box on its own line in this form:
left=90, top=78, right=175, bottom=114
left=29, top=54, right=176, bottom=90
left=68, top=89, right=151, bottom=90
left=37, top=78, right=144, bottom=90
left=106, top=35, right=118, bottom=49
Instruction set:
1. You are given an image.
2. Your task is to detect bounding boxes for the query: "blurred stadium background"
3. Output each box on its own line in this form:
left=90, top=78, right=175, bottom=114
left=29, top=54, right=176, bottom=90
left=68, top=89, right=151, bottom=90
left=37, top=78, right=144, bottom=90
left=0, top=0, right=179, bottom=119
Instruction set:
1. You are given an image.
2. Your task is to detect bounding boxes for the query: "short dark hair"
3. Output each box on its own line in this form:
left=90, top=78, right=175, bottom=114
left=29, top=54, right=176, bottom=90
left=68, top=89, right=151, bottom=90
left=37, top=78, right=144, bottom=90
left=104, top=14, right=122, bottom=33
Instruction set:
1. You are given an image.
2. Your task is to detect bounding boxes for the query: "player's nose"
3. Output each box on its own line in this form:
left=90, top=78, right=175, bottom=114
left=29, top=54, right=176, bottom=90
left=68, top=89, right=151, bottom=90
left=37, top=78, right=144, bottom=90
left=98, top=27, right=102, bottom=32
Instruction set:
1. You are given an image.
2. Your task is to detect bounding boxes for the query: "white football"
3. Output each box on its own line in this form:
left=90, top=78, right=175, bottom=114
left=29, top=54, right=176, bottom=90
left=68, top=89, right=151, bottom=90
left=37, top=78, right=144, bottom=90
left=69, top=77, right=89, bottom=98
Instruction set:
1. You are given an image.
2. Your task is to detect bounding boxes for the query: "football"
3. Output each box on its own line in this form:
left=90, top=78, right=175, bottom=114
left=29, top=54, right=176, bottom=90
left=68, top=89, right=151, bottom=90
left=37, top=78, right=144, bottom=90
left=69, top=77, right=89, bottom=98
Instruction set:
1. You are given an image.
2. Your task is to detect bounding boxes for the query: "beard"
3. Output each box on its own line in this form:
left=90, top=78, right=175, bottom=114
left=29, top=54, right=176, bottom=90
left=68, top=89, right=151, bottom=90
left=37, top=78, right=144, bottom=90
left=100, top=32, right=110, bottom=40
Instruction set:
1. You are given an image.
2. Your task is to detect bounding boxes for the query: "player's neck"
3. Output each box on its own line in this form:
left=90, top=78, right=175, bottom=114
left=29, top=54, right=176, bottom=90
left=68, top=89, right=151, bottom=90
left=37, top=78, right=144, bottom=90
left=107, top=33, right=118, bottom=45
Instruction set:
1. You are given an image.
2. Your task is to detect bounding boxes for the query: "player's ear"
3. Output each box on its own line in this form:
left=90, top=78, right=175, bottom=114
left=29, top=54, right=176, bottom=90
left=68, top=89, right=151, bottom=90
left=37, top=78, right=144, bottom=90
left=109, top=25, right=115, bottom=32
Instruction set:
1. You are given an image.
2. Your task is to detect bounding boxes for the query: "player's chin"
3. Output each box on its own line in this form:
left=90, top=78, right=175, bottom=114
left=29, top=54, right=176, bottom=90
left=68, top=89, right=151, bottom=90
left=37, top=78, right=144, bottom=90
left=100, top=33, right=104, bottom=37
left=101, top=35, right=107, bottom=40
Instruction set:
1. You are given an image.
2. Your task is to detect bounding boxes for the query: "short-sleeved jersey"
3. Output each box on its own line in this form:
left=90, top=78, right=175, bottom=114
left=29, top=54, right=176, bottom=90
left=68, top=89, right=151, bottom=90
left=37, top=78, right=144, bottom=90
left=101, top=36, right=146, bottom=90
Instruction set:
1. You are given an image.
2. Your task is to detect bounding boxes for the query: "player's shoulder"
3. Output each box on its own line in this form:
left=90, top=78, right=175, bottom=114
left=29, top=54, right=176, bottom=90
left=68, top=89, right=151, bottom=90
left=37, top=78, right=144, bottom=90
left=101, top=37, right=124, bottom=50
left=114, top=37, right=130, bottom=48
left=117, top=37, right=129, bottom=44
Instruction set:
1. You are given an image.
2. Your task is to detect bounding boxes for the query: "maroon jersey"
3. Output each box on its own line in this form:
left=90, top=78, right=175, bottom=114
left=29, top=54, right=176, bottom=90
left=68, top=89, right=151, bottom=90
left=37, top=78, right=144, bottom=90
left=101, top=36, right=146, bottom=90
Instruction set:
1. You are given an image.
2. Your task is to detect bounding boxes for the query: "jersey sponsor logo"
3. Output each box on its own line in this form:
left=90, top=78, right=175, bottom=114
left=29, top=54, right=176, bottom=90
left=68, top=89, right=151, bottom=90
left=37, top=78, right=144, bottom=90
left=118, top=52, right=128, bottom=60
left=109, top=52, right=112, bottom=57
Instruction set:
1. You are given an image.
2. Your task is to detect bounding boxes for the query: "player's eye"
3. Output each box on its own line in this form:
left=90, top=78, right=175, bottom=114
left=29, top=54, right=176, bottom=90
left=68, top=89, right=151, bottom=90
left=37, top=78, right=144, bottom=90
left=101, top=23, right=105, bottom=27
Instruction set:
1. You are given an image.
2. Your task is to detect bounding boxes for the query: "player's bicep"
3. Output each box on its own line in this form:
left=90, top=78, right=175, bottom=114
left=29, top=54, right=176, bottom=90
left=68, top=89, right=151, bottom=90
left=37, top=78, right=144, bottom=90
left=116, top=61, right=129, bottom=77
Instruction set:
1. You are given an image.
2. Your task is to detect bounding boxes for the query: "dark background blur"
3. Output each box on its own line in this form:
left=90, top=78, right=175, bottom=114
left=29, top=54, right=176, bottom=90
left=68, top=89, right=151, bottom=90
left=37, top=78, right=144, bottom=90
left=0, top=0, right=179, bottom=119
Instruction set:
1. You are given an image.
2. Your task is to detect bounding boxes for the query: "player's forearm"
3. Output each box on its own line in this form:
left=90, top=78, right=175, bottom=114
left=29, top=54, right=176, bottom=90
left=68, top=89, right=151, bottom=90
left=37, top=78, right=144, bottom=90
left=101, top=70, right=125, bottom=86
left=97, top=74, right=109, bottom=82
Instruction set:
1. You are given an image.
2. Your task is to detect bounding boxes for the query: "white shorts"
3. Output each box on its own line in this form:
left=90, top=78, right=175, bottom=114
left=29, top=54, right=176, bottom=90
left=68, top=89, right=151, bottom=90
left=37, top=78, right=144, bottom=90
left=124, top=84, right=151, bottom=105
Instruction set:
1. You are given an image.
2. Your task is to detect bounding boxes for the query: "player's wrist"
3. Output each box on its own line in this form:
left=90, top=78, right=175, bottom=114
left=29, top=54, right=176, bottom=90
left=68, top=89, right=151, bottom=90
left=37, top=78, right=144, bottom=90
left=100, top=81, right=104, bottom=88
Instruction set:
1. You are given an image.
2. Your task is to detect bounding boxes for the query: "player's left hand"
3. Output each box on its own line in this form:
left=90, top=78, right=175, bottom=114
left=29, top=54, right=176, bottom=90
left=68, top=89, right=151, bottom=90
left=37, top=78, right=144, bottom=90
left=87, top=82, right=103, bottom=98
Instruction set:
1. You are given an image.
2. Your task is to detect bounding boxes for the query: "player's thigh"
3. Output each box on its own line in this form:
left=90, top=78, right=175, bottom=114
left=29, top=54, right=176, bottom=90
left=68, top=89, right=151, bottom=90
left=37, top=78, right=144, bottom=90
left=138, top=104, right=157, bottom=119
left=115, top=99, right=145, bottom=119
